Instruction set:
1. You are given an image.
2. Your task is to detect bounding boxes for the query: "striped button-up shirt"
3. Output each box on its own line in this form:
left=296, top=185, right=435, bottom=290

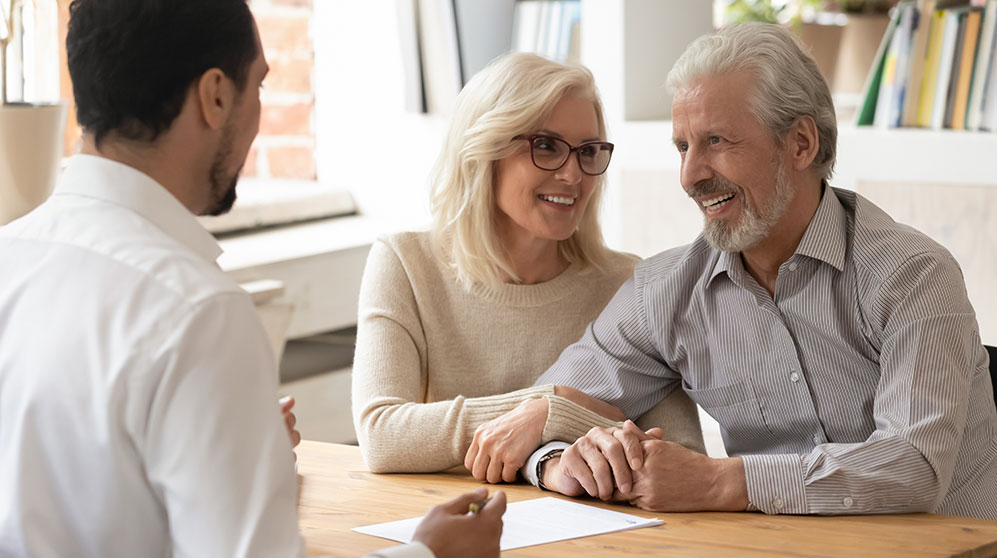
left=537, top=186, right=997, bottom=519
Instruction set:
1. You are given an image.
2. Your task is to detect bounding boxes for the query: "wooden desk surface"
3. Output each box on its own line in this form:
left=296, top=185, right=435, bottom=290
left=296, top=441, right=997, bottom=558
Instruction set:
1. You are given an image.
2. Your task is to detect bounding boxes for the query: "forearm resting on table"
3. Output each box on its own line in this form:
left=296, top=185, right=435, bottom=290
left=356, top=386, right=555, bottom=472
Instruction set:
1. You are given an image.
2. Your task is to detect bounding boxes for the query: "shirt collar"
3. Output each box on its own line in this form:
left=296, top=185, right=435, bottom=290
left=706, top=182, right=848, bottom=287
left=795, top=183, right=848, bottom=272
left=53, top=154, right=222, bottom=263
left=708, top=249, right=739, bottom=287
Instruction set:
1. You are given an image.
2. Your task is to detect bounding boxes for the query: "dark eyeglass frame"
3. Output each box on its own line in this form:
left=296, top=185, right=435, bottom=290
left=513, top=134, right=615, bottom=176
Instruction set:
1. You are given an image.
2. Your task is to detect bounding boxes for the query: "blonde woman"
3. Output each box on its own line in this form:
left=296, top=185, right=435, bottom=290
left=351, top=53, right=703, bottom=477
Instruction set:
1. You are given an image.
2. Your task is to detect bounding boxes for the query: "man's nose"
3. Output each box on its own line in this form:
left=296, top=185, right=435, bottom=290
left=680, top=145, right=713, bottom=192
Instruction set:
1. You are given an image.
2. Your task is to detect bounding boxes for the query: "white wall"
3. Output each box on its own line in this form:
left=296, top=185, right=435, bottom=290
left=313, top=0, right=445, bottom=232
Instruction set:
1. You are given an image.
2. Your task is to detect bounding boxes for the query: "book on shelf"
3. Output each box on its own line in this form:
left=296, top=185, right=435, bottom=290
left=857, top=8, right=903, bottom=125
left=930, top=9, right=962, bottom=128
left=942, top=8, right=969, bottom=128
left=875, top=2, right=918, bottom=128
left=859, top=0, right=997, bottom=131
left=902, top=0, right=938, bottom=127
left=917, top=7, right=949, bottom=125
left=982, top=34, right=997, bottom=129
left=967, top=0, right=997, bottom=128
left=950, top=7, right=982, bottom=129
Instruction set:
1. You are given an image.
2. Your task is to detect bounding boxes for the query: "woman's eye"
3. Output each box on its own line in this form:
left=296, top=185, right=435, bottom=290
left=578, top=145, right=597, bottom=158
left=533, top=138, right=557, bottom=152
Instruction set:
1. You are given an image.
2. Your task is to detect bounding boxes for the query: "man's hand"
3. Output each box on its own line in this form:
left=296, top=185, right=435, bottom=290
left=612, top=439, right=749, bottom=512
left=412, top=487, right=506, bottom=558
left=554, top=421, right=663, bottom=500
left=465, top=399, right=548, bottom=483
left=279, top=395, right=301, bottom=449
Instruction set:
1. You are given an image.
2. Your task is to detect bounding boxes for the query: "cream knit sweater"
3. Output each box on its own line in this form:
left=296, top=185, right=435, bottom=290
left=352, top=232, right=703, bottom=472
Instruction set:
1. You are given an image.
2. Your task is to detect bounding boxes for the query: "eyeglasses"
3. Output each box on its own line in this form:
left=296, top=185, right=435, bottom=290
left=513, top=134, right=615, bottom=176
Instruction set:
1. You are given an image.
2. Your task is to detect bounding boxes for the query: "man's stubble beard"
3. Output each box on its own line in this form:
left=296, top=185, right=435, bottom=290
left=205, top=121, right=241, bottom=217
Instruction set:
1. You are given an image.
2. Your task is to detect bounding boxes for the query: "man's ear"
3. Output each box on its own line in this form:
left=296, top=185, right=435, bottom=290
left=195, top=68, right=234, bottom=131
left=786, top=115, right=819, bottom=172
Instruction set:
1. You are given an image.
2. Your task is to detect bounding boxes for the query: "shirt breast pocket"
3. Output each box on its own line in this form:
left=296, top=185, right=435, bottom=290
left=685, top=379, right=781, bottom=455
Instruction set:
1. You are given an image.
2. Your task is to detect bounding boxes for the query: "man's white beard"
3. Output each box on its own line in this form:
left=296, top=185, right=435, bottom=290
left=701, top=159, right=794, bottom=253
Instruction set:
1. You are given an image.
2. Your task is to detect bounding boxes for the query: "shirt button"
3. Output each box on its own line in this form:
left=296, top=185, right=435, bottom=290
left=843, top=497, right=854, bottom=508
left=789, top=372, right=801, bottom=382
left=813, top=434, right=823, bottom=445
left=772, top=497, right=785, bottom=510
left=788, top=262, right=798, bottom=272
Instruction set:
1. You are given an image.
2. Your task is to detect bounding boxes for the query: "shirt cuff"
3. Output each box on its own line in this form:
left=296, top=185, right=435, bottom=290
left=741, top=453, right=808, bottom=515
left=364, top=541, right=435, bottom=558
left=521, top=441, right=571, bottom=487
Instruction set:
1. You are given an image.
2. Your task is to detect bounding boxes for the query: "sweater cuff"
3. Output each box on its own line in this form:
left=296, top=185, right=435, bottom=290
left=742, top=453, right=808, bottom=515
left=460, top=385, right=555, bottom=426
left=540, top=395, right=622, bottom=443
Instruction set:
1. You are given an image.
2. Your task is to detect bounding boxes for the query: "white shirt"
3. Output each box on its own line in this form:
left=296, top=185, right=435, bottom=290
left=0, top=155, right=308, bottom=557
left=0, top=155, right=437, bottom=558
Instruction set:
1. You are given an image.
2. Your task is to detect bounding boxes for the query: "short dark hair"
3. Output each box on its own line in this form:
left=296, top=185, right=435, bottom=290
left=67, top=0, right=258, bottom=146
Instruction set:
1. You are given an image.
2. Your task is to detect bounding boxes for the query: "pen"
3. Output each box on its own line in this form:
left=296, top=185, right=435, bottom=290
left=468, top=496, right=492, bottom=515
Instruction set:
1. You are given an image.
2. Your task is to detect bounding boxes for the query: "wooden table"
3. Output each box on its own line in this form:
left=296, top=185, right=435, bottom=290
left=296, top=441, right=997, bottom=557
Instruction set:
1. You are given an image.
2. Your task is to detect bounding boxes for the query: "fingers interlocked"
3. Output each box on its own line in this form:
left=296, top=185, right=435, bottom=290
left=559, top=420, right=661, bottom=500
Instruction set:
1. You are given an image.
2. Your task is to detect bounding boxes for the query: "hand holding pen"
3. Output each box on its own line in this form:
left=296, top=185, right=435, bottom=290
left=412, top=486, right=507, bottom=558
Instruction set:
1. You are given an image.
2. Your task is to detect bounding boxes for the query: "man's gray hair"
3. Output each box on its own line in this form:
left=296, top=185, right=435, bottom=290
left=667, top=22, right=837, bottom=180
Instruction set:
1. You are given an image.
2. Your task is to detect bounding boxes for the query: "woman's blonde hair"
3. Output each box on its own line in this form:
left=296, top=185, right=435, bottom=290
left=430, top=52, right=612, bottom=288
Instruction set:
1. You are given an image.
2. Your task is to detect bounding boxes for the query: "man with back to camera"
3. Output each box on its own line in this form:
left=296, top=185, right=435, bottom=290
left=0, top=1, right=504, bottom=557
left=472, top=22, right=996, bottom=520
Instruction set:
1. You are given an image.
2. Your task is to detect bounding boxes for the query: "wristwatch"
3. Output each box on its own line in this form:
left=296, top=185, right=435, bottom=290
left=536, top=448, right=564, bottom=491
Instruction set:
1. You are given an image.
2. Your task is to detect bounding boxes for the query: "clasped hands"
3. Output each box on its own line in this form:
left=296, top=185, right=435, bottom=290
left=541, top=422, right=750, bottom=512
left=464, top=394, right=748, bottom=513
left=463, top=386, right=625, bottom=483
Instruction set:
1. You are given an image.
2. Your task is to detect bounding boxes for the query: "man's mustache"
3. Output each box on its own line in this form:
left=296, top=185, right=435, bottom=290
left=687, top=175, right=742, bottom=199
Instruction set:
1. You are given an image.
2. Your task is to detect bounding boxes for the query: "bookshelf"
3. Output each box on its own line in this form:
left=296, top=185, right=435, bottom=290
left=858, top=0, right=997, bottom=132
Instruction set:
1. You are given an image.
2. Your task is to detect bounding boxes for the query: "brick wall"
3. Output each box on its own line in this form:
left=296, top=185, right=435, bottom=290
left=249, top=0, right=317, bottom=181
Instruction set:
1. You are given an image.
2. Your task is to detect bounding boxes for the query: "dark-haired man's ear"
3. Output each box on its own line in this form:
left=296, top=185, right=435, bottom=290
left=196, top=68, right=235, bottom=132
left=787, top=115, right=819, bottom=172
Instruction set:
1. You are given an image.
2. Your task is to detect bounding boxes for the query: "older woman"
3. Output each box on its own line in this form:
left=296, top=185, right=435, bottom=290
left=351, top=53, right=702, bottom=477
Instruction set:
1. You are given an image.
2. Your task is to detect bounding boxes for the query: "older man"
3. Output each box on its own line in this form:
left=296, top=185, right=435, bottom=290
left=0, top=1, right=503, bottom=557
left=513, top=22, right=996, bottom=519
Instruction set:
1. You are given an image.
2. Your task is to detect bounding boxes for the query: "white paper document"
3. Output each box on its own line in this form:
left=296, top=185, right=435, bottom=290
left=352, top=496, right=662, bottom=551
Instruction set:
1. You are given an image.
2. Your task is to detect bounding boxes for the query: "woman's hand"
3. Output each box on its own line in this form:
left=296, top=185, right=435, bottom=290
left=464, top=398, right=549, bottom=483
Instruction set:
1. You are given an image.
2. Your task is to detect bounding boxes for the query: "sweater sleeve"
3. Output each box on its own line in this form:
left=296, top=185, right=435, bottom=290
left=352, top=239, right=554, bottom=473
